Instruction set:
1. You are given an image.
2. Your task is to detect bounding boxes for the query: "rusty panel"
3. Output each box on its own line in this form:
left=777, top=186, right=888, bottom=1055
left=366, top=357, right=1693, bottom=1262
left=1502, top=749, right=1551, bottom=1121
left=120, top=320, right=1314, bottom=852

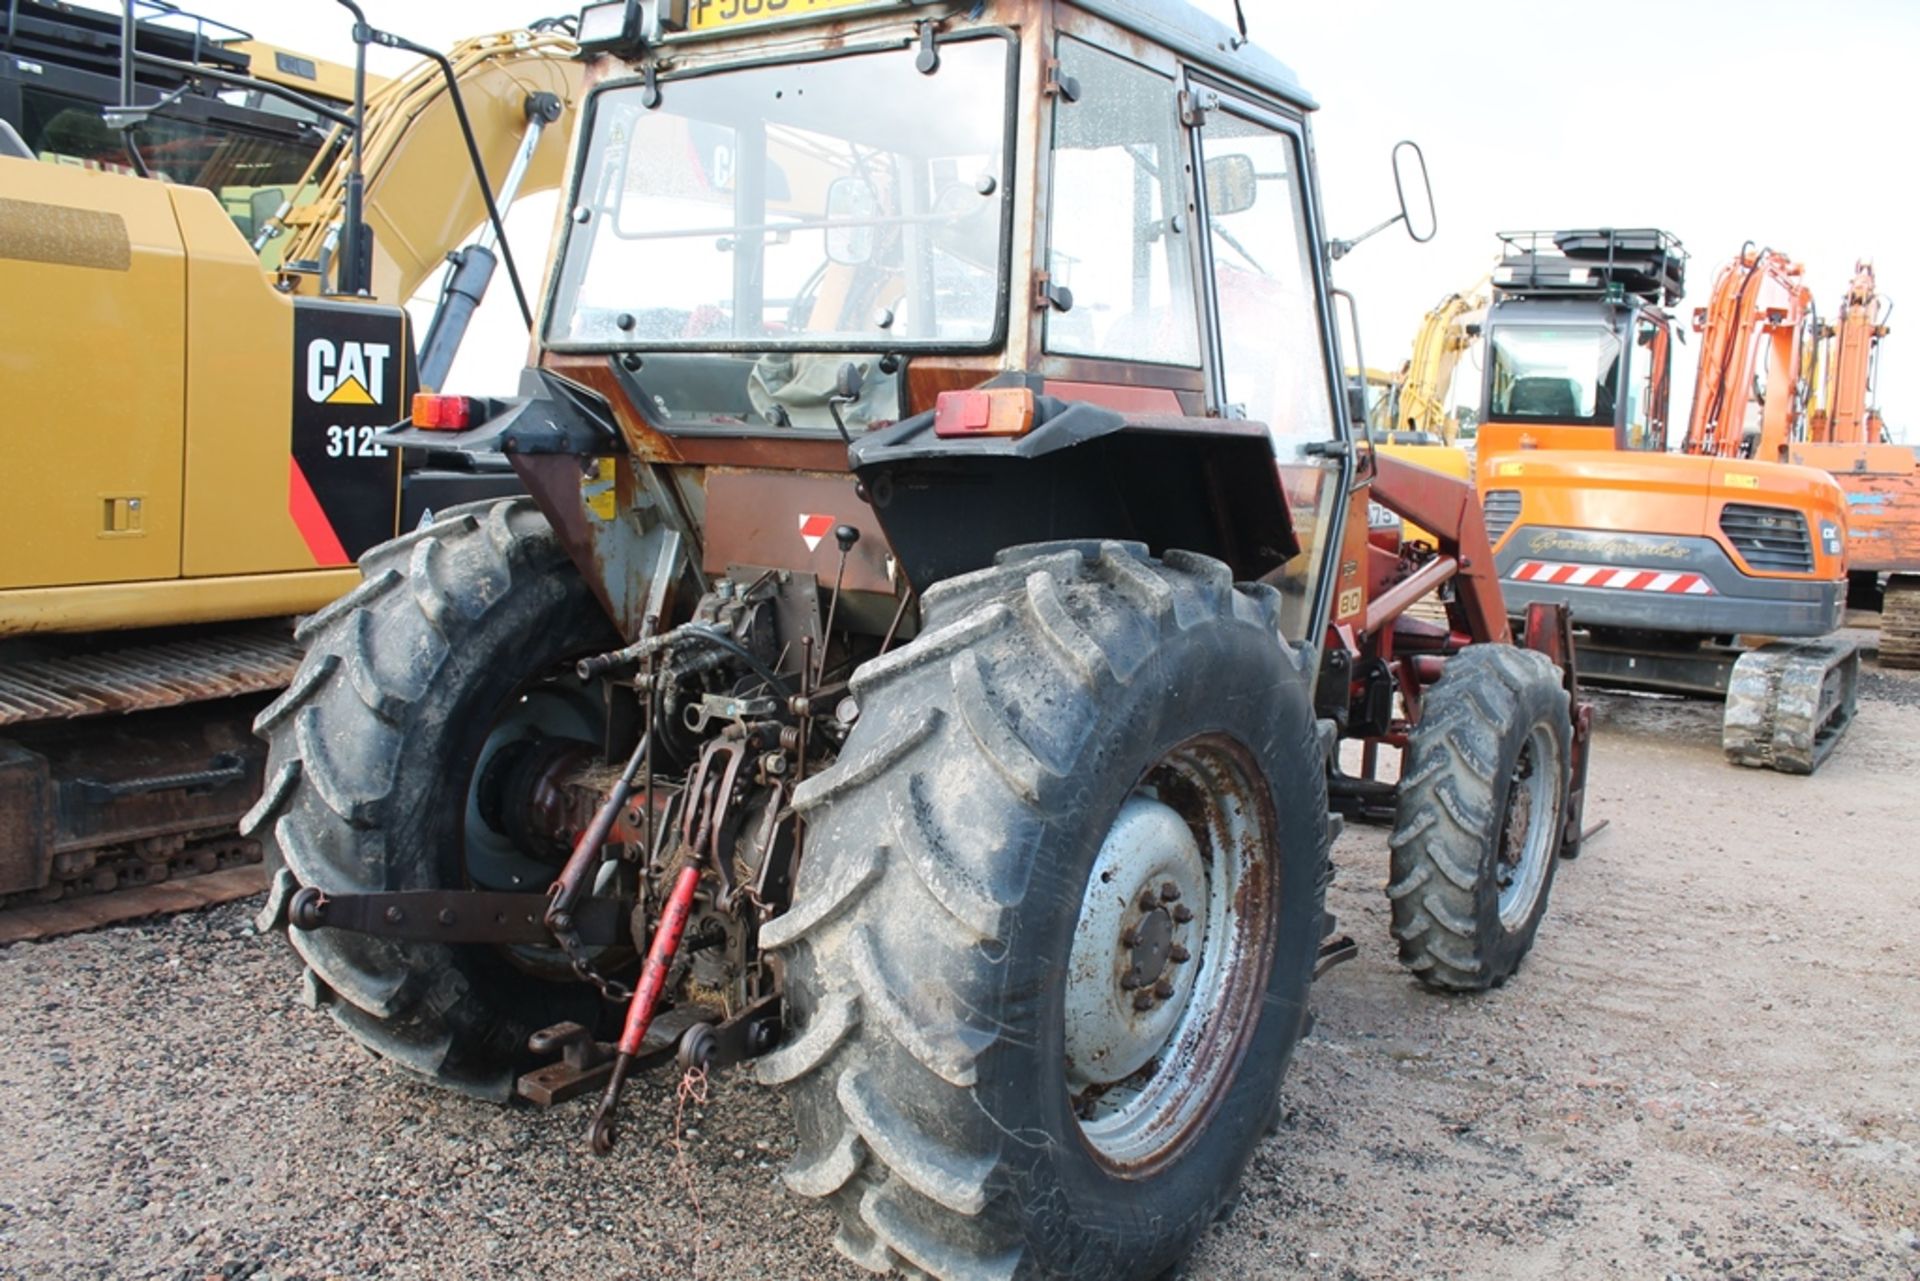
left=704, top=470, right=894, bottom=594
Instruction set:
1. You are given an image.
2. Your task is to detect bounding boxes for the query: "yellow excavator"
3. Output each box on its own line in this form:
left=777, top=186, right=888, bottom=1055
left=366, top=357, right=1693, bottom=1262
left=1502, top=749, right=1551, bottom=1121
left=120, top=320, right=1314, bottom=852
left=0, top=0, right=581, bottom=920
left=1365, top=280, right=1487, bottom=543
left=1390, top=278, right=1489, bottom=443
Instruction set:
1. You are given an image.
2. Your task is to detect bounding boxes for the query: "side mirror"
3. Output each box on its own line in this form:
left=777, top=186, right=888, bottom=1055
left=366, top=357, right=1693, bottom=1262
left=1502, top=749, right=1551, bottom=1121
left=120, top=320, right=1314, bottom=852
left=1328, top=138, right=1438, bottom=259
left=825, top=176, right=878, bottom=266
left=1203, top=153, right=1258, bottom=218
left=1391, top=140, right=1435, bottom=244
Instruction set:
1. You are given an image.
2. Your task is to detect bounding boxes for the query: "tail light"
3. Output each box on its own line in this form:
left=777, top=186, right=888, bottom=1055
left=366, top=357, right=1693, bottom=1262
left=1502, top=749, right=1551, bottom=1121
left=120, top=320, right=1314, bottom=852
left=933, top=387, right=1036, bottom=439
left=412, top=392, right=476, bottom=431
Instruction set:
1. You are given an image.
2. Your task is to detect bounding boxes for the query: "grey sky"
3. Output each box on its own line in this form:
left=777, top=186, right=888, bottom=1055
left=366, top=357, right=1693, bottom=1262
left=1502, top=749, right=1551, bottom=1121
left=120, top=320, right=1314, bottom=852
left=107, top=0, right=1919, bottom=437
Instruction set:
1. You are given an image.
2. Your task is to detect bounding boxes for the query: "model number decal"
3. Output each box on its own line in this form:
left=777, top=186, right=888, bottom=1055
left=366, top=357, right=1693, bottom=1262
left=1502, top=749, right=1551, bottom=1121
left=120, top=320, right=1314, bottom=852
left=324, top=425, right=391, bottom=458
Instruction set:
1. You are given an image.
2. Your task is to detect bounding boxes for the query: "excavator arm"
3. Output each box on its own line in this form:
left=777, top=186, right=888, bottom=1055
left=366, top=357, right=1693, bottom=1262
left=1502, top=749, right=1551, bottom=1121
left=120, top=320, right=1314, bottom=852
left=1395, top=279, right=1488, bottom=440
left=1682, top=245, right=1819, bottom=461
left=1808, top=259, right=1889, bottom=445
left=266, top=28, right=582, bottom=310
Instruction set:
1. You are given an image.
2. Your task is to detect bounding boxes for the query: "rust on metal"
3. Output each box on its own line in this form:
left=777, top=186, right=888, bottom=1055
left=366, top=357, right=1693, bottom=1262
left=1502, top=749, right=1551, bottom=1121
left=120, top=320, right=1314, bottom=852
left=703, top=470, right=895, bottom=595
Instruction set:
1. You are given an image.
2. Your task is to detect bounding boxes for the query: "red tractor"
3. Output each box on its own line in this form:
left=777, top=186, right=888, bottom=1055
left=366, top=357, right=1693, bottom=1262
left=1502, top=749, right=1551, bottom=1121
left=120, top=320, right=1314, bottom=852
left=250, top=2, right=1593, bottom=1276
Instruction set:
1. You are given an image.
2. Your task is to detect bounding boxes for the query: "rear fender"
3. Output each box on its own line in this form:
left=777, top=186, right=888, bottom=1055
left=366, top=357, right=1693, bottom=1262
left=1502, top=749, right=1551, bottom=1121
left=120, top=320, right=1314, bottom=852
left=380, top=369, right=686, bottom=639
left=849, top=393, right=1300, bottom=589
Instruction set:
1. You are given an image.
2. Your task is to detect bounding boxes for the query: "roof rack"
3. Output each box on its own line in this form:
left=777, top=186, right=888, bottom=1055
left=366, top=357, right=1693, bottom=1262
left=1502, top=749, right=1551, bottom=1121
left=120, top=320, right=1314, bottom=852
left=1492, top=228, right=1687, bottom=307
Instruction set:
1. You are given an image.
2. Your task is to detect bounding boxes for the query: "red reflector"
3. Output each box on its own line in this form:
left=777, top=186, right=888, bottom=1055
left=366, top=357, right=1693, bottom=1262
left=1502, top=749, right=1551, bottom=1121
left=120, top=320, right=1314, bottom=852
left=412, top=392, right=472, bottom=431
left=933, top=387, right=1036, bottom=439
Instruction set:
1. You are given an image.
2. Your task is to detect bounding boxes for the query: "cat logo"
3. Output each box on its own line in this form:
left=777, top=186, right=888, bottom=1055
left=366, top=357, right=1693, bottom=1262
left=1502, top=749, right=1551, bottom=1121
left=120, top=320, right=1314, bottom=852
left=305, top=338, right=392, bottom=405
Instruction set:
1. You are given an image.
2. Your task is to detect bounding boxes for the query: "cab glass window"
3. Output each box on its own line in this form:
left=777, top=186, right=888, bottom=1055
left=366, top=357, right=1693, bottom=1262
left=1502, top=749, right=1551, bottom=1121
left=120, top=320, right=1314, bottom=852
left=1196, top=108, right=1338, bottom=641
left=1042, top=38, right=1201, bottom=366
left=1488, top=325, right=1622, bottom=424
left=1625, top=317, right=1669, bottom=449
left=1198, top=117, right=1334, bottom=451
left=549, top=37, right=1013, bottom=350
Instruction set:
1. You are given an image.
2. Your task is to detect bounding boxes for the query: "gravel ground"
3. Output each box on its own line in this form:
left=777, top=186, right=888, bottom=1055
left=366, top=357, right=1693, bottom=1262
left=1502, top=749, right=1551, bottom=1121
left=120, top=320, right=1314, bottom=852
left=2, top=668, right=1917, bottom=1280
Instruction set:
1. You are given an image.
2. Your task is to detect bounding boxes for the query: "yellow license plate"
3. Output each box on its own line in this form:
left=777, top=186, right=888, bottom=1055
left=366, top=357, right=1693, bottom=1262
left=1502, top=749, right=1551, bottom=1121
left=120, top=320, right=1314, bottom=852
left=685, top=0, right=892, bottom=34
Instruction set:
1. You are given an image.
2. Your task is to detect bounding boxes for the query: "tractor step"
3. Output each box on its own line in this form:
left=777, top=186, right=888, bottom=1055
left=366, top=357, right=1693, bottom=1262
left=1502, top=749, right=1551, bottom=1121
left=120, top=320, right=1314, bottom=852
left=1723, top=638, right=1861, bottom=775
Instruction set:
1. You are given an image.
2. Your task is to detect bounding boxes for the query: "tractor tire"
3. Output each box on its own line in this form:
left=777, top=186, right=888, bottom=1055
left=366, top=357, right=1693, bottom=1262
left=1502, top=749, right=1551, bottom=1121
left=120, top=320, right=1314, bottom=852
left=1388, top=644, right=1570, bottom=992
left=762, top=541, right=1330, bottom=1281
left=243, top=497, right=617, bottom=1100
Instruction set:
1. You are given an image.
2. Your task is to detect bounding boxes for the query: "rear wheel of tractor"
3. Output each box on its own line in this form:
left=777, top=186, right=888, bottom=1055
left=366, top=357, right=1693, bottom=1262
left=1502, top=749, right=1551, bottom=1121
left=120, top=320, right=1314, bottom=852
left=243, top=497, right=619, bottom=1099
left=762, top=541, right=1331, bottom=1281
left=1388, top=644, right=1571, bottom=992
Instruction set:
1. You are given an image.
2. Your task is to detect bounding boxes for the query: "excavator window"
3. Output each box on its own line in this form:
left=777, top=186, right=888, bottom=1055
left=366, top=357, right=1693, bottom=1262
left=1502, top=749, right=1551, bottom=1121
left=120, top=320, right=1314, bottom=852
left=1487, top=325, right=1622, bottom=425
left=20, top=83, right=318, bottom=237
left=1625, top=317, right=1671, bottom=449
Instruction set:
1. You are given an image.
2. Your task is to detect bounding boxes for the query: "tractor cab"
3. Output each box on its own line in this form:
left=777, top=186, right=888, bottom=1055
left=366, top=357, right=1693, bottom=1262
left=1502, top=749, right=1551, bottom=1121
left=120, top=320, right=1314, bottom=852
left=475, top=0, right=1369, bottom=643
left=1476, top=228, right=1687, bottom=465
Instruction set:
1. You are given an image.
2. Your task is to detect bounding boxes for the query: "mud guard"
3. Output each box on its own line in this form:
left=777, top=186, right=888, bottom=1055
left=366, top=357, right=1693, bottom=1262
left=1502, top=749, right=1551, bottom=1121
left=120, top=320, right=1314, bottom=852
left=848, top=391, right=1300, bottom=590
left=380, top=370, right=685, bottom=639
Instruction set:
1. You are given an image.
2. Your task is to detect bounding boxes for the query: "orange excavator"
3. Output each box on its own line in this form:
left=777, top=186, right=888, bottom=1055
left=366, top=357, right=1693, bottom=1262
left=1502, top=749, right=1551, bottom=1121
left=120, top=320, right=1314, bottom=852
left=1791, top=261, right=1919, bottom=665
left=1475, top=231, right=1856, bottom=773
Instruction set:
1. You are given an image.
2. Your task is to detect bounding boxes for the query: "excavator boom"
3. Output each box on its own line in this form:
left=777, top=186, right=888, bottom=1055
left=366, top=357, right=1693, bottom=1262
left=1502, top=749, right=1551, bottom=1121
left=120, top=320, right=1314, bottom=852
left=1682, top=245, right=1819, bottom=462
left=269, top=29, right=582, bottom=308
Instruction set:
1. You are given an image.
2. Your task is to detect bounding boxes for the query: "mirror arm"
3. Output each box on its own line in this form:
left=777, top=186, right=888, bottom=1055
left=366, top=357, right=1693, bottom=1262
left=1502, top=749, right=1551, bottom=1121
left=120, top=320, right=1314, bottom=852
left=1328, top=212, right=1404, bottom=262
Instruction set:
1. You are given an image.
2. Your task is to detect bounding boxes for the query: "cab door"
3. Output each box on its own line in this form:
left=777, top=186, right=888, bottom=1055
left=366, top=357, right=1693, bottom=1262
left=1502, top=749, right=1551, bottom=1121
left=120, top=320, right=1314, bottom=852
left=1189, top=86, right=1349, bottom=644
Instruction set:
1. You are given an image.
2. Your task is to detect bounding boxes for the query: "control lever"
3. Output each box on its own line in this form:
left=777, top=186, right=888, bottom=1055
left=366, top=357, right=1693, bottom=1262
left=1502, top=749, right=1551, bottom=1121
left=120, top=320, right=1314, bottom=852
left=826, top=361, right=864, bottom=444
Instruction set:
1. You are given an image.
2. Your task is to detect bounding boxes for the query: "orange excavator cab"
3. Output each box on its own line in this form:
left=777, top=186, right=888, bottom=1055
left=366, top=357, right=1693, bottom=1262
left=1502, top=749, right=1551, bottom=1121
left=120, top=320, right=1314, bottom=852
left=1475, top=230, right=1857, bottom=774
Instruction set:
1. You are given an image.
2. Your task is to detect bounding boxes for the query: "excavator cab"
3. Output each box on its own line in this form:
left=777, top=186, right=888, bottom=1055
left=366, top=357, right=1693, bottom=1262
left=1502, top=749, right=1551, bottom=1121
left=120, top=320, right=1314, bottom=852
left=1475, top=229, right=1856, bottom=773
left=1477, top=229, right=1682, bottom=458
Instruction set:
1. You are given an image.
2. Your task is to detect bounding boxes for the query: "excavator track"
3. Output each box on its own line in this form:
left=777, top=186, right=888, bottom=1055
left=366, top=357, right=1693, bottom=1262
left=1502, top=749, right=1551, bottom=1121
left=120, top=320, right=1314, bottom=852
left=1722, top=638, right=1861, bottom=774
left=0, top=627, right=293, bottom=938
left=0, top=840, right=261, bottom=945
left=1880, top=576, right=1920, bottom=670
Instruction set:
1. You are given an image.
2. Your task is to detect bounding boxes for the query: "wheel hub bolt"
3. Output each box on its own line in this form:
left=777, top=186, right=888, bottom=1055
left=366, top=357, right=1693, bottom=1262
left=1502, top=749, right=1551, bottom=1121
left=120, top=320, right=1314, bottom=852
left=1172, top=904, right=1194, bottom=924
left=1121, top=973, right=1144, bottom=991
left=1138, top=889, right=1158, bottom=911
left=1169, top=944, right=1190, bottom=964
left=1132, top=990, right=1156, bottom=1012
left=1120, top=925, right=1139, bottom=948
left=1152, top=977, right=1174, bottom=1000
left=1159, top=882, right=1180, bottom=903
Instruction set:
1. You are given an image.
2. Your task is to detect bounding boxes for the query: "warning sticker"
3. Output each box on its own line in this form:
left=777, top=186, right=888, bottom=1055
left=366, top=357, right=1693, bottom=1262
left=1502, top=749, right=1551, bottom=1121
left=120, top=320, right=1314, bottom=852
left=798, top=513, right=834, bottom=553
